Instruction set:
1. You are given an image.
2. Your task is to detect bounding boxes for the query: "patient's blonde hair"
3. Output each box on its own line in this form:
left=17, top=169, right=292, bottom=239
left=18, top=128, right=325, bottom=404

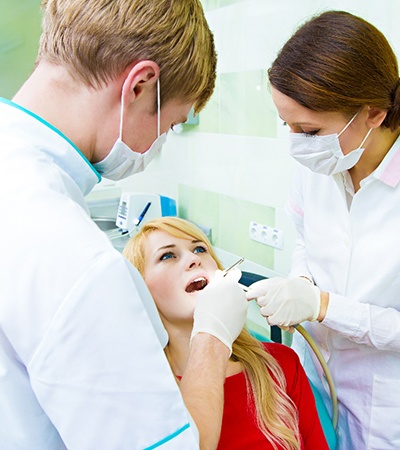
left=123, top=217, right=301, bottom=450
left=38, top=0, right=216, bottom=112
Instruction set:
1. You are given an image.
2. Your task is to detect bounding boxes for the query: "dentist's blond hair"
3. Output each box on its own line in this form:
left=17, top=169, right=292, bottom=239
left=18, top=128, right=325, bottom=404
left=38, top=0, right=216, bottom=112
left=124, top=217, right=301, bottom=450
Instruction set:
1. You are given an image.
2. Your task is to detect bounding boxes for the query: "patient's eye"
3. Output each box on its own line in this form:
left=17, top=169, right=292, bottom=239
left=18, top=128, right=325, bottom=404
left=160, top=252, right=175, bottom=261
left=194, top=245, right=207, bottom=254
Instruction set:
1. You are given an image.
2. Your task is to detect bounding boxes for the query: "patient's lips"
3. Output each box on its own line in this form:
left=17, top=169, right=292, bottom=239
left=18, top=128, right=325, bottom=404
left=186, top=276, right=208, bottom=293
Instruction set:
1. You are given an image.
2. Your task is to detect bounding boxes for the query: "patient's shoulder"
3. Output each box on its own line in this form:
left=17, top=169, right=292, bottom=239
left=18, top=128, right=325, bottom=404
left=261, top=342, right=301, bottom=372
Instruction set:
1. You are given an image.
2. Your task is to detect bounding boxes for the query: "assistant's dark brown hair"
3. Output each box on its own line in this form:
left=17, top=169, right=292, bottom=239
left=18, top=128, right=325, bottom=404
left=269, top=11, right=400, bottom=131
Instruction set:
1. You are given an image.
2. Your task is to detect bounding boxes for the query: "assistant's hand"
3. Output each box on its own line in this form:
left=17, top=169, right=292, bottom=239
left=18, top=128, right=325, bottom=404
left=245, top=277, right=321, bottom=327
left=191, top=269, right=248, bottom=355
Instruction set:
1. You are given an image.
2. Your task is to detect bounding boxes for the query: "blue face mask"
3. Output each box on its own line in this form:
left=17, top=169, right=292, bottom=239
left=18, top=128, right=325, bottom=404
left=289, top=111, right=372, bottom=175
left=94, top=78, right=166, bottom=180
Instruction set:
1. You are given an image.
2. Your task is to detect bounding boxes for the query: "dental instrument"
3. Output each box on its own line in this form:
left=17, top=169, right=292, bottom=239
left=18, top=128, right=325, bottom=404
left=223, top=257, right=244, bottom=277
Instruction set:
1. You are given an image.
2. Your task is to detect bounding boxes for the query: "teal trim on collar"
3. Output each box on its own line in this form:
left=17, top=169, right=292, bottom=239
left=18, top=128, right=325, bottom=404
left=0, top=97, right=101, bottom=182
left=143, top=423, right=191, bottom=449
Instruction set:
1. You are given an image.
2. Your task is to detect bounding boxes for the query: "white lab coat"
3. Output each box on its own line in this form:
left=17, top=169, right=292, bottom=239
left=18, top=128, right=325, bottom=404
left=0, top=98, right=199, bottom=449
left=288, top=138, right=400, bottom=450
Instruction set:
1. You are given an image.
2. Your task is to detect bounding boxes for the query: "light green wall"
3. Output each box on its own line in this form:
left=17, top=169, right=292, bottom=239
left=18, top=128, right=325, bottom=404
left=178, top=184, right=275, bottom=268
left=0, top=0, right=42, bottom=99
left=202, top=0, right=247, bottom=10
left=193, top=70, right=276, bottom=137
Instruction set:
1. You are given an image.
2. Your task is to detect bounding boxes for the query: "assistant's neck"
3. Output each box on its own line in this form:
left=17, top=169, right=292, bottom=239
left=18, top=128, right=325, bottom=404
left=349, top=127, right=400, bottom=191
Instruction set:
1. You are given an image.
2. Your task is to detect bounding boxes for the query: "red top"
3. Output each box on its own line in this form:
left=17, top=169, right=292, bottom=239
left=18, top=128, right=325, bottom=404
left=217, top=343, right=329, bottom=449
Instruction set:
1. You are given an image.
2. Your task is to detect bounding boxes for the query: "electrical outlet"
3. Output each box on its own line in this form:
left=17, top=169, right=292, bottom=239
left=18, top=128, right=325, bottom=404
left=249, top=221, right=284, bottom=250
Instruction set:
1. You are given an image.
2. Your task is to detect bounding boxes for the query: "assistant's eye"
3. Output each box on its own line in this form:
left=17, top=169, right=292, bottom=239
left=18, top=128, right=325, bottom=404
left=304, top=129, right=320, bottom=136
left=160, top=252, right=175, bottom=261
left=194, top=245, right=207, bottom=254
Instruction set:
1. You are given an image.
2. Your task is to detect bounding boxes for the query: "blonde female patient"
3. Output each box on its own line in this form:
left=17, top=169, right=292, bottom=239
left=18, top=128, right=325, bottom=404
left=123, top=217, right=328, bottom=450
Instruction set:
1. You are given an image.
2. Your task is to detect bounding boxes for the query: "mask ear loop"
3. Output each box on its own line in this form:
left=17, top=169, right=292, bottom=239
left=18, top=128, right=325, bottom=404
left=338, top=108, right=373, bottom=148
left=338, top=110, right=360, bottom=137
left=119, top=82, right=126, bottom=141
left=157, top=78, right=160, bottom=137
left=120, top=77, right=160, bottom=142
left=358, top=127, right=373, bottom=148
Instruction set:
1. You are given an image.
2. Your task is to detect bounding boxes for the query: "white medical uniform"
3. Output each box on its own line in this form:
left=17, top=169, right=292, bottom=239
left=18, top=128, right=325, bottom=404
left=287, top=136, right=400, bottom=450
left=0, top=98, right=199, bottom=449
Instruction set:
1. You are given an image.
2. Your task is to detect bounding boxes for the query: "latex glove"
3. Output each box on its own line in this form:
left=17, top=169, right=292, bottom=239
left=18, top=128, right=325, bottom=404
left=191, top=268, right=248, bottom=355
left=245, top=277, right=320, bottom=327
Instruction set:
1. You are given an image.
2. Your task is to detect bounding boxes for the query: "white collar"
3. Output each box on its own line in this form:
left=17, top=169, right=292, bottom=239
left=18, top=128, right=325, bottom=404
left=0, top=98, right=101, bottom=196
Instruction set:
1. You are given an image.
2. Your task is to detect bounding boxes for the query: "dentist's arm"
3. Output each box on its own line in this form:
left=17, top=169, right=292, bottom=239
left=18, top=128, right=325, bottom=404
left=180, top=335, right=229, bottom=450
left=180, top=269, right=248, bottom=450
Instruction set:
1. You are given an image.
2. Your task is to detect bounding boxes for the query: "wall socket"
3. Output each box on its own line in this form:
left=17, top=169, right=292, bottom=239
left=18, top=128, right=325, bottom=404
left=249, top=221, right=284, bottom=250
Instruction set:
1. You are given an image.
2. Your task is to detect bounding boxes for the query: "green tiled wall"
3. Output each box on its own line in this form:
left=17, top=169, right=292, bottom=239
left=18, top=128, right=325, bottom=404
left=193, top=71, right=277, bottom=138
left=0, top=1, right=42, bottom=99
left=178, top=184, right=275, bottom=269
left=0, top=1, right=278, bottom=140
left=178, top=186, right=221, bottom=241
left=202, top=0, right=248, bottom=11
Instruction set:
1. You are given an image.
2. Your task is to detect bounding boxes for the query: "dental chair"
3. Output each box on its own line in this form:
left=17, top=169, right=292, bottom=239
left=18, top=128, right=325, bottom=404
left=239, top=271, right=338, bottom=450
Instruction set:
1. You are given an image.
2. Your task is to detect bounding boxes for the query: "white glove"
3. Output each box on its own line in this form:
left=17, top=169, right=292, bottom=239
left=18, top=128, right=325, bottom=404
left=191, top=269, right=248, bottom=354
left=245, top=277, right=320, bottom=327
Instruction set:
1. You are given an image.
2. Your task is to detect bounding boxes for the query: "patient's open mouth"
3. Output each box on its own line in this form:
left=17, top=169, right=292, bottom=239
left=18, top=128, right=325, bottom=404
left=186, top=277, right=208, bottom=293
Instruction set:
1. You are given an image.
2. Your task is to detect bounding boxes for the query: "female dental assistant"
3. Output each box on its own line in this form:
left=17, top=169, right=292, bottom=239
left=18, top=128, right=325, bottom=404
left=246, top=11, right=400, bottom=450
left=0, top=1, right=248, bottom=449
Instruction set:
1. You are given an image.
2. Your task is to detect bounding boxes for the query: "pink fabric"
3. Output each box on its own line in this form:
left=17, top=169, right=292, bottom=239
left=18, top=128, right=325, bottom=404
left=379, top=146, right=400, bottom=187
left=288, top=197, right=304, bottom=217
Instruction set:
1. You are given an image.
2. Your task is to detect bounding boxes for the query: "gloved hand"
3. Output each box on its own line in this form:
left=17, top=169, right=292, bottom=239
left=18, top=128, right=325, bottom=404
left=191, top=268, right=248, bottom=355
left=245, top=277, right=321, bottom=327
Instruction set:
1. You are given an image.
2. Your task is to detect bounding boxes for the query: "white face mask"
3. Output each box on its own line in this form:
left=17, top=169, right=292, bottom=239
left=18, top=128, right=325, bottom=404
left=94, top=78, right=167, bottom=180
left=289, top=111, right=372, bottom=175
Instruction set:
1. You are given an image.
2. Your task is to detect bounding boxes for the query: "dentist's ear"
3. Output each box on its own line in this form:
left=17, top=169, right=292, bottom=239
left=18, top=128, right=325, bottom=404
left=366, top=106, right=387, bottom=128
left=122, top=61, right=160, bottom=105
